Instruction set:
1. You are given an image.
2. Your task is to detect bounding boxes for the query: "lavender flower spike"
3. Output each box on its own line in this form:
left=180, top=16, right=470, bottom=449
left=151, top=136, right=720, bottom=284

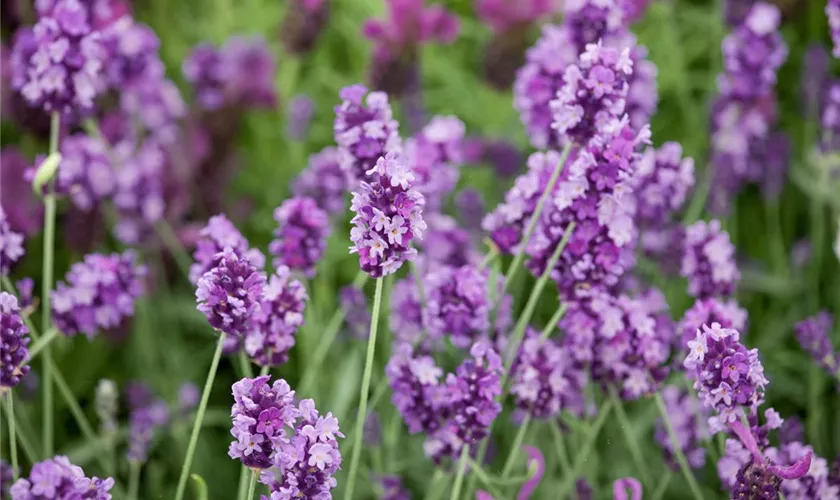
left=794, top=311, right=838, bottom=375
left=613, top=477, right=643, bottom=500
left=244, top=266, right=308, bottom=367
left=196, top=248, right=266, bottom=337
left=291, top=147, right=348, bottom=217
left=0, top=208, right=25, bottom=276
left=9, top=456, right=115, bottom=499
left=829, top=0, right=840, bottom=58
left=349, top=152, right=426, bottom=278
left=681, top=219, right=740, bottom=299
left=189, top=214, right=266, bottom=285
left=1, top=293, right=30, bottom=391
left=269, top=196, right=331, bottom=278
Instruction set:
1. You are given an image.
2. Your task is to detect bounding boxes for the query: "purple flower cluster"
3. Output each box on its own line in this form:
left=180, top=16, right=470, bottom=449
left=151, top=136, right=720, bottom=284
left=681, top=219, right=740, bottom=299
left=287, top=94, right=315, bottom=141
left=378, top=475, right=411, bottom=500
left=245, top=267, right=308, bottom=367
left=386, top=342, right=448, bottom=434
left=9, top=456, right=114, bottom=499
left=1, top=460, right=12, bottom=499
left=1, top=292, right=30, bottom=391
left=510, top=329, right=585, bottom=418
left=57, top=134, right=115, bottom=211
left=550, top=41, right=633, bottom=146
left=333, top=84, right=402, bottom=183
left=482, top=150, right=563, bottom=254
left=102, top=18, right=162, bottom=89
left=563, top=0, right=626, bottom=51
left=633, top=142, right=695, bottom=226
left=127, top=396, right=169, bottom=463
left=422, top=265, right=492, bottom=349
left=678, top=298, right=748, bottom=351
left=291, top=147, right=348, bottom=216
left=10, top=0, right=107, bottom=117
left=829, top=0, right=840, bottom=58
left=189, top=214, right=266, bottom=285
left=269, top=197, right=331, bottom=278
left=340, top=286, right=370, bottom=340
left=404, top=115, right=464, bottom=211
left=281, top=0, right=330, bottom=55
left=794, top=311, right=838, bottom=375
left=654, top=386, right=710, bottom=471
left=111, top=138, right=166, bottom=244
left=196, top=248, right=266, bottom=337
left=421, top=215, right=479, bottom=268
left=1, top=148, right=43, bottom=237
left=229, top=376, right=298, bottom=469
left=52, top=251, right=146, bottom=338
left=349, top=152, right=426, bottom=278
left=527, top=123, right=648, bottom=300
left=476, top=0, right=555, bottom=34
left=0, top=208, right=25, bottom=276
left=390, top=277, right=424, bottom=346
left=765, top=443, right=840, bottom=499
left=183, top=36, right=277, bottom=111
left=684, top=323, right=768, bottom=433
left=119, top=77, right=186, bottom=145
left=455, top=188, right=486, bottom=232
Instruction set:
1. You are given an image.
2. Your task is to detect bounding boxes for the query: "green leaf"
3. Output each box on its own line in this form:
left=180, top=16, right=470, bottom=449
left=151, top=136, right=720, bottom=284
left=191, top=474, right=209, bottom=500
left=32, top=152, right=61, bottom=195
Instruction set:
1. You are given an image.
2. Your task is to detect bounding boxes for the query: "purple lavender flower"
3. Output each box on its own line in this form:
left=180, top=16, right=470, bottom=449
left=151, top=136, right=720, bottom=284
left=349, top=152, right=427, bottom=278
left=779, top=416, right=804, bottom=445
left=281, top=0, right=330, bottom=55
left=52, top=251, right=146, bottom=338
left=613, top=477, right=643, bottom=500
left=510, top=329, right=585, bottom=418
left=386, top=342, right=448, bottom=434
left=681, top=219, right=740, bottom=299
left=333, top=84, right=402, bottom=183
left=1, top=459, right=12, bottom=499
left=196, top=248, right=266, bottom=337
left=287, top=94, right=315, bottom=141
left=455, top=188, right=486, bottom=232
left=127, top=397, right=169, bottom=463
left=10, top=0, right=108, bottom=117
left=678, top=298, right=748, bottom=351
left=421, top=215, right=479, bottom=268
left=340, top=286, right=370, bottom=340
left=189, top=214, right=266, bottom=285
left=625, top=42, right=658, bottom=132
left=390, top=277, right=424, bottom=346
left=178, top=383, right=200, bottom=415
left=404, top=115, right=464, bottom=211
left=16, top=278, right=35, bottom=312
left=291, top=147, right=348, bottom=216
left=102, top=19, right=162, bottom=89
left=35, top=0, right=131, bottom=30
left=794, top=311, right=838, bottom=375
left=111, top=139, right=166, bottom=245
left=1, top=293, right=30, bottom=391
left=829, top=0, right=840, bottom=58
left=550, top=41, right=634, bottom=146
left=720, top=3, right=787, bottom=98
left=245, top=267, right=308, bottom=367
left=58, top=134, right=115, bottom=211
left=684, top=323, right=768, bottom=433
left=0, top=208, right=25, bottom=276
left=228, top=376, right=299, bottom=469
left=766, top=442, right=840, bottom=499
left=425, top=342, right=503, bottom=463
left=476, top=0, right=555, bottom=36
left=9, top=456, right=114, bottom=499
left=422, top=265, right=493, bottom=349
left=363, top=0, right=458, bottom=95
left=655, top=386, right=710, bottom=471
left=633, top=142, right=695, bottom=226
left=378, top=475, right=411, bottom=500
left=269, top=197, right=331, bottom=278
left=1, top=148, right=43, bottom=236
left=802, top=45, right=830, bottom=117
left=119, top=77, right=186, bottom=145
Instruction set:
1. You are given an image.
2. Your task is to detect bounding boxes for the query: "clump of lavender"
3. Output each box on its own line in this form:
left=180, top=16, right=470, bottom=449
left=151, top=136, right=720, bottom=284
left=510, top=329, right=585, bottom=418
left=1, top=293, right=30, bottom=391
left=421, top=215, right=479, bottom=268
left=0, top=208, right=25, bottom=276
left=655, top=386, right=710, bottom=471
left=127, top=394, right=169, bottom=463
left=333, top=84, right=402, bottom=183
left=196, top=248, right=266, bottom=337
left=10, top=0, right=107, bottom=117
left=678, top=298, right=748, bottom=351
left=455, top=188, right=486, bottom=232
left=362, top=0, right=458, bottom=95
left=57, top=134, right=115, bottom=212
left=766, top=442, right=840, bottom=499
left=684, top=323, right=768, bottom=432
left=386, top=342, right=448, bottom=434
left=681, top=219, right=740, bottom=299
left=389, top=278, right=424, bottom=346
left=9, top=456, right=115, bottom=499
left=1, top=148, right=43, bottom=237
left=794, top=311, right=838, bottom=375
left=269, top=197, right=331, bottom=278
left=340, top=287, right=371, bottom=339
left=245, top=266, right=307, bottom=367
left=423, top=265, right=492, bottom=349
left=633, top=142, right=695, bottom=227
left=291, top=147, right=348, bottom=216
left=404, top=115, right=464, bottom=211
left=378, top=475, right=411, bottom=500
left=189, top=214, right=266, bottom=285
left=829, top=0, right=840, bottom=58
left=111, top=139, right=167, bottom=245
left=281, top=0, right=330, bottom=55
left=52, top=251, right=146, bottom=338
left=349, top=152, right=427, bottom=278
left=287, top=94, right=315, bottom=141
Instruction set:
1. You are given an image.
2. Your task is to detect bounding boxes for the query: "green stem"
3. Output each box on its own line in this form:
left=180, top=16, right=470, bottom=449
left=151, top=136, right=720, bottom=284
left=343, top=278, right=384, bottom=500
left=549, top=422, right=571, bottom=473
left=556, top=399, right=614, bottom=498
left=654, top=393, right=704, bottom=500
left=464, top=458, right=504, bottom=498
left=259, top=364, right=271, bottom=377
left=450, top=446, right=470, bottom=500
left=651, top=471, right=673, bottom=500
left=611, top=390, right=652, bottom=487
left=300, top=271, right=368, bottom=394
left=501, top=414, right=531, bottom=478
left=499, top=143, right=572, bottom=298
left=423, top=469, right=448, bottom=500
left=155, top=221, right=193, bottom=282
left=128, top=461, right=141, bottom=500
left=6, top=394, right=19, bottom=480
left=480, top=247, right=499, bottom=269
left=236, top=466, right=249, bottom=500
left=42, top=111, right=61, bottom=455
left=539, top=303, right=568, bottom=342
left=7, top=398, right=38, bottom=464
left=238, top=351, right=255, bottom=379
left=175, top=332, right=227, bottom=500
left=26, top=327, right=59, bottom=362
left=246, top=470, right=258, bottom=499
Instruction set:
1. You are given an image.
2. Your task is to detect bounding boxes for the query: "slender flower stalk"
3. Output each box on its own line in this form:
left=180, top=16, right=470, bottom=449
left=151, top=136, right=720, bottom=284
left=246, top=470, right=257, bottom=499
left=42, top=111, right=60, bottom=455
left=174, top=332, right=227, bottom=500
left=556, top=399, right=615, bottom=498
left=343, top=278, right=384, bottom=500
left=611, top=389, right=652, bottom=488
left=6, top=394, right=19, bottom=481
left=654, top=393, right=704, bottom=500
left=450, top=446, right=470, bottom=500
left=501, top=414, right=532, bottom=478
left=25, top=327, right=59, bottom=361
left=128, top=461, right=141, bottom=500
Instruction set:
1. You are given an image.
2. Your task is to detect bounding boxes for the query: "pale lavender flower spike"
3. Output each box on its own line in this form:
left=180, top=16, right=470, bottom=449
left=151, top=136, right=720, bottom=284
left=9, top=455, right=115, bottom=499
left=828, top=0, right=840, bottom=58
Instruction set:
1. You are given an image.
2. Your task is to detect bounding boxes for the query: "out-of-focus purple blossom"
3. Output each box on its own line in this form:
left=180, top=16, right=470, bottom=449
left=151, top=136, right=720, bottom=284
left=1, top=459, right=12, bottom=499
left=340, top=286, right=370, bottom=340
left=0, top=209, right=26, bottom=277
left=678, top=298, right=748, bottom=352
left=721, top=3, right=787, bottom=98
left=791, top=240, right=812, bottom=270
left=269, top=197, right=331, bottom=278
left=822, top=82, right=840, bottom=152
left=349, top=152, right=427, bottom=278
left=510, top=329, right=585, bottom=418
left=620, top=0, right=653, bottom=22
left=102, top=19, right=162, bottom=89
left=483, top=140, right=524, bottom=178
left=405, top=115, right=464, bottom=210
left=455, top=188, right=486, bottom=232
left=794, top=311, right=838, bottom=375
left=178, top=383, right=200, bottom=415
left=386, top=342, right=448, bottom=434
left=421, top=215, right=480, bottom=268
left=57, top=134, right=115, bottom=211
left=189, top=214, right=266, bottom=285
left=766, top=442, right=840, bottom=499
left=378, top=475, right=410, bottom=500
left=120, top=78, right=186, bottom=145
left=425, top=342, right=503, bottom=463
left=9, top=456, right=115, bottom=499
left=15, top=278, right=35, bottom=312
left=333, top=84, right=402, bottom=184
left=758, top=132, right=790, bottom=200
left=111, top=139, right=166, bottom=245
left=613, top=477, right=642, bottom=500
left=527, top=124, right=648, bottom=300
left=95, top=379, right=118, bottom=431
left=563, top=0, right=626, bottom=52
left=196, top=248, right=266, bottom=337
left=291, top=147, right=348, bottom=216
left=245, top=266, right=308, bottom=367
left=390, top=277, right=424, bottom=346
left=127, top=397, right=169, bottom=463
left=681, top=219, right=740, bottom=299
left=52, top=251, right=146, bottom=338
left=779, top=416, right=804, bottom=445
left=576, top=479, right=594, bottom=500
left=125, top=381, right=154, bottom=409
left=633, top=142, right=695, bottom=226
left=287, top=94, right=315, bottom=141
left=802, top=44, right=830, bottom=117
left=36, top=0, right=132, bottom=30
left=476, top=0, right=555, bottom=34
left=364, top=412, right=381, bottom=446
left=1, top=293, right=30, bottom=391
left=281, top=0, right=330, bottom=55
left=423, top=265, right=498, bottom=349
left=655, top=386, right=710, bottom=471
left=363, top=0, right=458, bottom=95
left=828, top=0, right=840, bottom=58
left=1, top=148, right=43, bottom=236
left=684, top=324, right=767, bottom=433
